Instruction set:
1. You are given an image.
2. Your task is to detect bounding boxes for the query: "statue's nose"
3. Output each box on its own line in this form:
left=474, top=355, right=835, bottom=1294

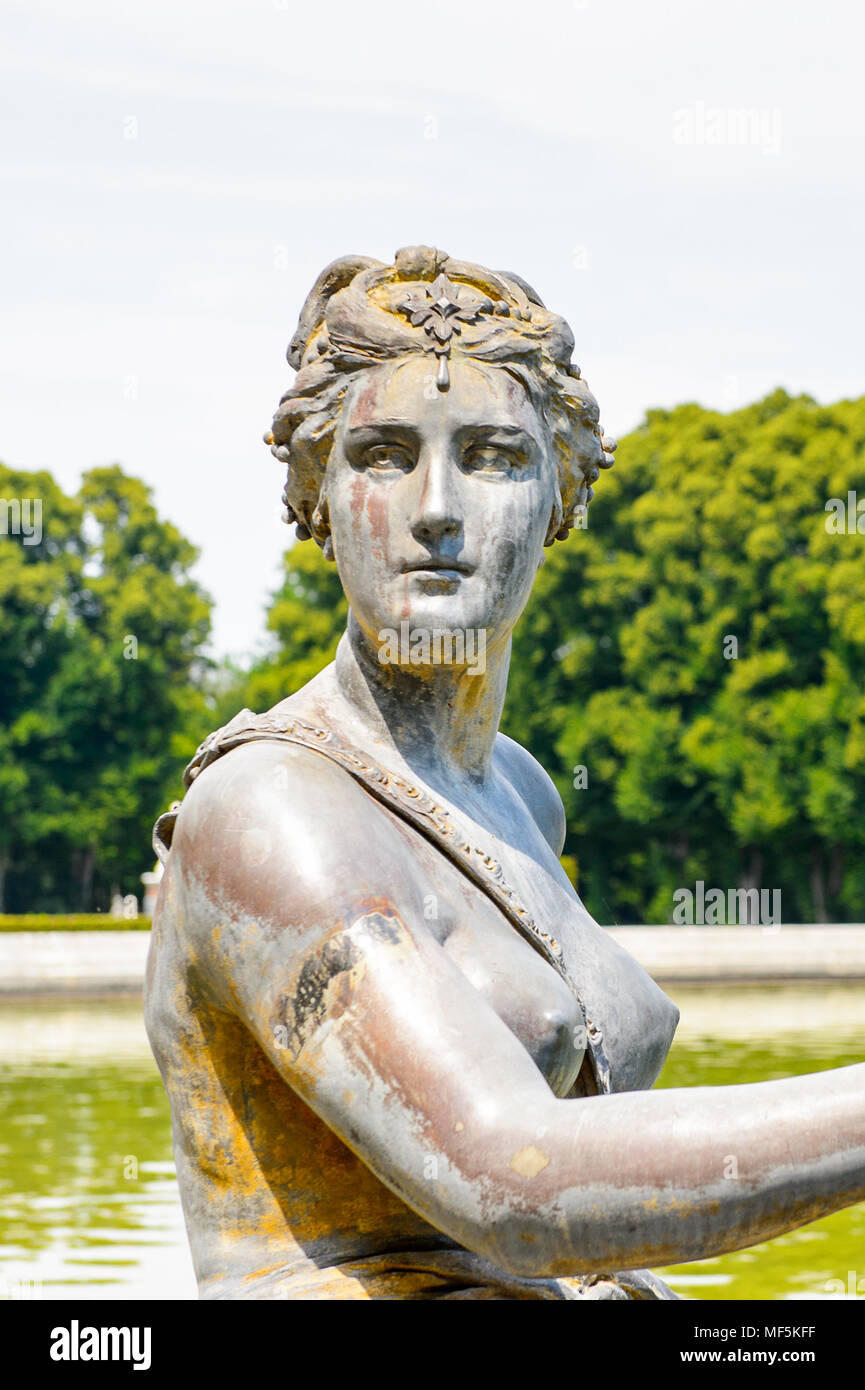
left=409, top=448, right=463, bottom=545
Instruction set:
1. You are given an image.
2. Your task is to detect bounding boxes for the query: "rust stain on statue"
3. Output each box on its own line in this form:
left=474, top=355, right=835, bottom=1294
left=509, top=1145, right=551, bottom=1179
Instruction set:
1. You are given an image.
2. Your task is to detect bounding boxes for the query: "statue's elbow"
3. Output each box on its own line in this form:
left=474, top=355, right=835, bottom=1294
left=465, top=1206, right=579, bottom=1283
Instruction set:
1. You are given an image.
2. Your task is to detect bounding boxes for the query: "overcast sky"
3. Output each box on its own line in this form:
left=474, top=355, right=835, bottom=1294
left=3, top=0, right=863, bottom=659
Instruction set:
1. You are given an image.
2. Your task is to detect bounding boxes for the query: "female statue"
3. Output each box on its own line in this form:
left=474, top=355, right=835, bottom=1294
left=145, top=246, right=865, bottom=1300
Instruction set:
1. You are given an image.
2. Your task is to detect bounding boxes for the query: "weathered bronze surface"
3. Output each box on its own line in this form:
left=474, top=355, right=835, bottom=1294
left=144, top=247, right=865, bottom=1300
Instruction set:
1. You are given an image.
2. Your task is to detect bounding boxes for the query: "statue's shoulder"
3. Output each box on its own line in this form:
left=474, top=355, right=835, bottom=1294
left=163, top=734, right=417, bottom=965
left=155, top=702, right=357, bottom=857
left=173, top=732, right=378, bottom=865
left=494, top=732, right=566, bottom=856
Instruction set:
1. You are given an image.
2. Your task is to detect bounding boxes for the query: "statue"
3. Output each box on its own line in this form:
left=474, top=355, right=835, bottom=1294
left=145, top=247, right=865, bottom=1300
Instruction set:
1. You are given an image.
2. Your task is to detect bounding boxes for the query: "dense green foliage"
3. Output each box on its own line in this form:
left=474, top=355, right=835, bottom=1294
left=0, top=463, right=211, bottom=912
left=241, top=390, right=865, bottom=923
left=508, top=389, right=865, bottom=922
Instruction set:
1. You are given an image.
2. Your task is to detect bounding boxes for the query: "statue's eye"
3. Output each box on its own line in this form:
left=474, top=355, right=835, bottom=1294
left=463, top=445, right=521, bottom=472
left=362, top=443, right=414, bottom=471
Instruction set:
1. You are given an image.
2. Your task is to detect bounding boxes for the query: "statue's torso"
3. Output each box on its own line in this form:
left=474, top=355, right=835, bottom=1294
left=145, top=688, right=678, bottom=1299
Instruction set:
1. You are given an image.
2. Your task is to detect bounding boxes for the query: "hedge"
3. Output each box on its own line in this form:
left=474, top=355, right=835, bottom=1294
left=0, top=915, right=152, bottom=932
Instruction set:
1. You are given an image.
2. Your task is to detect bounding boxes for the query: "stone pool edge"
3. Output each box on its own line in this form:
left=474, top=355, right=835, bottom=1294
left=2, top=925, right=865, bottom=994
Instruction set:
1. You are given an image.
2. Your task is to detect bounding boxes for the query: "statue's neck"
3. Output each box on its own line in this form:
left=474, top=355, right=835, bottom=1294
left=333, top=613, right=511, bottom=787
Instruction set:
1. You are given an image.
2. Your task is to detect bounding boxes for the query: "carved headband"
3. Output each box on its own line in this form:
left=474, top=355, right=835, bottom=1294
left=397, top=273, right=518, bottom=391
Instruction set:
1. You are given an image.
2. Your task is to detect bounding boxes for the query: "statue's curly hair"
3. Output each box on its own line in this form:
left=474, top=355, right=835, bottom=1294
left=264, top=246, right=616, bottom=554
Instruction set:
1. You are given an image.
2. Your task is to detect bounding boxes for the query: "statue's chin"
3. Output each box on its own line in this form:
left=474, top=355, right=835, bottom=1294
left=372, top=620, right=490, bottom=679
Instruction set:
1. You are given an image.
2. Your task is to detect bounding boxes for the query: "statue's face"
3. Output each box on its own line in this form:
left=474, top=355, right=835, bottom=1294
left=324, top=354, right=556, bottom=662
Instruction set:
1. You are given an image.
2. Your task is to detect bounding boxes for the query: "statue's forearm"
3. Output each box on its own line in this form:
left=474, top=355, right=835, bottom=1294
left=479, top=1063, right=865, bottom=1278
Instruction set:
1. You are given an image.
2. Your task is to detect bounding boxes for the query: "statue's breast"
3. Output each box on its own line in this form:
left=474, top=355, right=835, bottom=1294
left=382, top=796, right=677, bottom=1097
left=440, top=910, right=587, bottom=1098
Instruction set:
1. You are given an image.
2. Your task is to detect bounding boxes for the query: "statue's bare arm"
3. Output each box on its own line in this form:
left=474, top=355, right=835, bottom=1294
left=171, top=741, right=865, bottom=1280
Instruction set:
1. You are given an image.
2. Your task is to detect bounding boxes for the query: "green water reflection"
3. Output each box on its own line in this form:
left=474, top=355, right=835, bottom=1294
left=0, top=986, right=862, bottom=1300
left=0, top=999, right=195, bottom=1300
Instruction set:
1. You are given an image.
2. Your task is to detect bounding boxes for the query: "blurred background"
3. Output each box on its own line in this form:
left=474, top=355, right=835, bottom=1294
left=1, top=0, right=864, bottom=1302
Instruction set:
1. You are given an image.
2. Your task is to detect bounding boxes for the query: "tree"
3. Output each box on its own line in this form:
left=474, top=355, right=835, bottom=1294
left=504, top=390, right=865, bottom=923
left=0, top=462, right=212, bottom=911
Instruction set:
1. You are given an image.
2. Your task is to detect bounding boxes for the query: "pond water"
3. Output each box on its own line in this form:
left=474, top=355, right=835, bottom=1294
left=0, top=984, right=863, bottom=1301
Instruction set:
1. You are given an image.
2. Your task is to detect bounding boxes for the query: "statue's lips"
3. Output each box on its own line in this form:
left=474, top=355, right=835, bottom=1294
left=402, top=558, right=474, bottom=578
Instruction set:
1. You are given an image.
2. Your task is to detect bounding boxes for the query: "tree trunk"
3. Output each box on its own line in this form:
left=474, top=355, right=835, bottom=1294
left=741, top=848, right=763, bottom=892
left=0, top=848, right=7, bottom=914
left=810, top=847, right=828, bottom=924
left=828, top=844, right=844, bottom=900
left=79, top=845, right=96, bottom=912
left=670, top=834, right=690, bottom=863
